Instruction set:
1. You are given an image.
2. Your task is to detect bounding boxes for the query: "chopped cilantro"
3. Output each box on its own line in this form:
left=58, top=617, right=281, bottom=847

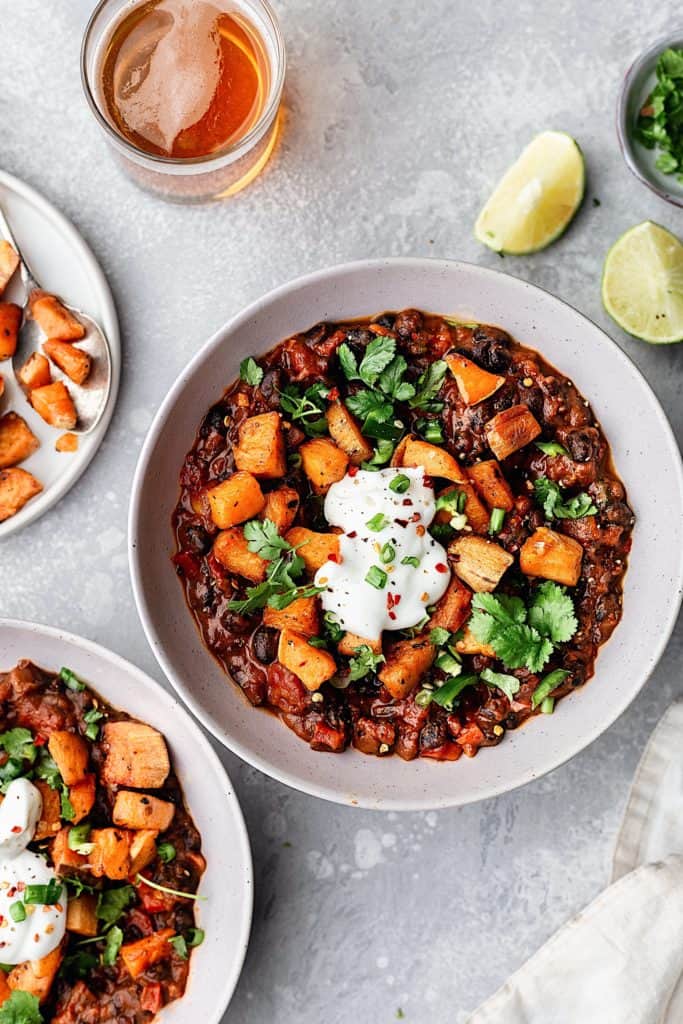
left=0, top=991, right=42, bottom=1024
left=323, top=612, right=344, bottom=644
left=168, top=934, right=189, bottom=960
left=480, top=667, right=520, bottom=702
left=97, top=885, right=135, bottom=928
left=157, top=841, right=176, bottom=864
left=409, top=359, right=447, bottom=411
left=228, top=523, right=325, bottom=614
left=429, top=627, right=451, bottom=647
left=470, top=584, right=578, bottom=673
left=348, top=646, right=385, bottom=681
left=635, top=48, right=683, bottom=182
left=244, top=518, right=292, bottom=561
left=535, top=440, right=569, bottom=457
left=239, top=357, right=264, bottom=387
left=0, top=729, right=37, bottom=793
left=278, top=382, right=329, bottom=437
left=366, top=513, right=390, bottom=532
left=534, top=476, right=597, bottom=520
left=102, top=925, right=123, bottom=967
left=83, top=707, right=105, bottom=742
left=59, top=667, right=85, bottom=692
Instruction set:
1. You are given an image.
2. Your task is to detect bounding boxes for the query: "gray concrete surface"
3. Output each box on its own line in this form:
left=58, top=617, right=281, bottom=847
left=2, top=1, right=683, bottom=1021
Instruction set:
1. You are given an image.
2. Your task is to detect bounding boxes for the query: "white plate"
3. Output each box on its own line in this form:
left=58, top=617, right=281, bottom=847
left=129, top=257, right=683, bottom=810
left=0, top=171, right=120, bottom=538
left=0, top=618, right=252, bottom=1022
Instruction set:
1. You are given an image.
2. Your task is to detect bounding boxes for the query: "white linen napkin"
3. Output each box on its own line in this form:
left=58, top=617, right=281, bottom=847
left=467, top=703, right=683, bottom=1024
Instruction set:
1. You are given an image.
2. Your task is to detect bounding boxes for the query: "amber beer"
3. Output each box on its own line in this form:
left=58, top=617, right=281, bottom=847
left=81, top=0, right=285, bottom=201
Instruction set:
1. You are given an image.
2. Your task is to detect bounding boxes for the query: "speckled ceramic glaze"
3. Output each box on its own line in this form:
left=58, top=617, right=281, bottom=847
left=129, top=258, right=683, bottom=810
left=0, top=619, right=253, bottom=1022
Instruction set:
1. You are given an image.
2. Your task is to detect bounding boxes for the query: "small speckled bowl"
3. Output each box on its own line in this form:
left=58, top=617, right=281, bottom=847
left=130, top=258, right=683, bottom=811
left=617, top=31, right=683, bottom=207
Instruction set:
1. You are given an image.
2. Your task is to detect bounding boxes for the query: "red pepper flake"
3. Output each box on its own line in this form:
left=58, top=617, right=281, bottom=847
left=402, top=498, right=413, bottom=506
left=328, top=552, right=340, bottom=564
left=435, top=562, right=448, bottom=573
left=387, top=593, right=395, bottom=609
left=423, top=475, right=434, bottom=488
left=10, top=826, right=21, bottom=834
left=327, top=387, right=340, bottom=401
left=348, top=466, right=359, bottom=477
left=388, top=611, right=397, bottom=621
left=394, top=518, right=408, bottom=528
left=348, top=530, right=357, bottom=539
left=394, top=594, right=401, bottom=605
left=410, top=512, right=421, bottom=523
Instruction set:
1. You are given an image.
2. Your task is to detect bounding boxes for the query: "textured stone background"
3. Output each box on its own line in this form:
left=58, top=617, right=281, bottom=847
left=2, top=1, right=683, bottom=1021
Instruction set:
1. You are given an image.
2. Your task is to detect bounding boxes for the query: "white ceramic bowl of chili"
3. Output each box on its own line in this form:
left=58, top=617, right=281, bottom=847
left=129, top=257, right=683, bottom=810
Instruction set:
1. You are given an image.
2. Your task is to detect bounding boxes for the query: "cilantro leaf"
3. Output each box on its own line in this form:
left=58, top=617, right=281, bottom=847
left=337, top=343, right=359, bottom=381
left=97, top=885, right=135, bottom=928
left=470, top=593, right=553, bottom=672
left=279, top=383, right=329, bottom=437
left=0, top=729, right=37, bottom=793
left=239, top=357, right=264, bottom=387
left=409, top=360, right=447, bottom=410
left=635, top=47, right=683, bottom=177
left=358, top=336, right=396, bottom=385
left=348, top=645, right=385, bottom=681
left=480, top=667, right=521, bottom=702
left=244, top=519, right=291, bottom=561
left=534, top=476, right=597, bottom=520
left=346, top=389, right=393, bottom=424
left=528, top=581, right=578, bottom=644
left=61, top=949, right=98, bottom=980
left=169, top=934, right=189, bottom=960
left=377, top=355, right=415, bottom=402
left=102, top=925, right=124, bottom=967
left=0, top=991, right=42, bottom=1024
left=429, top=627, right=451, bottom=647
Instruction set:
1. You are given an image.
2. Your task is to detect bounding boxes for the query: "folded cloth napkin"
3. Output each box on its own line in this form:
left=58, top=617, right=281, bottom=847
left=467, top=703, right=683, bottom=1024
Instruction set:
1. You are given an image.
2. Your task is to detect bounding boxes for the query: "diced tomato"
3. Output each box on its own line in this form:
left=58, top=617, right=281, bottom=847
left=310, top=720, right=346, bottom=752
left=267, top=663, right=310, bottom=715
left=141, top=983, right=163, bottom=1014
left=136, top=880, right=177, bottom=914
left=456, top=723, right=485, bottom=747
left=420, top=741, right=463, bottom=761
left=172, top=551, right=201, bottom=580
left=33, top=734, right=47, bottom=747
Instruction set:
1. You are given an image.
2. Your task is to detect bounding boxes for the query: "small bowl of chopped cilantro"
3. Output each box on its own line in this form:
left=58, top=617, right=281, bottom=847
left=618, top=33, right=683, bottom=207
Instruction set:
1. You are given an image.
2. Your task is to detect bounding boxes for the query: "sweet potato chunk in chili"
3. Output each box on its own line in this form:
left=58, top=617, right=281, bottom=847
left=120, top=928, right=175, bottom=980
left=51, top=827, right=88, bottom=874
left=445, top=351, right=505, bottom=405
left=300, top=437, right=349, bottom=494
left=33, top=780, right=61, bottom=841
left=0, top=412, right=39, bottom=469
left=450, top=535, right=514, bottom=592
left=0, top=467, right=42, bottom=521
left=428, top=577, right=472, bottom=633
left=337, top=632, right=383, bottom=657
left=400, top=436, right=466, bottom=482
left=0, top=240, right=19, bottom=294
left=8, top=945, right=64, bottom=1003
left=520, top=526, right=583, bottom=587
left=206, top=470, right=265, bottom=529
left=129, top=828, right=160, bottom=875
left=29, top=290, right=85, bottom=341
left=102, top=721, right=170, bottom=789
left=48, top=730, right=89, bottom=785
left=485, top=403, right=541, bottom=460
left=69, top=772, right=96, bottom=823
left=278, top=628, right=337, bottom=691
left=456, top=626, right=496, bottom=658
left=467, top=459, right=515, bottom=511
left=234, top=411, right=286, bottom=478
left=434, top=481, right=489, bottom=535
left=31, top=380, right=77, bottom=430
left=379, top=636, right=435, bottom=700
left=263, top=596, right=321, bottom=637
left=285, top=526, right=340, bottom=573
left=113, top=790, right=176, bottom=831
left=0, top=301, right=22, bottom=359
left=43, top=337, right=91, bottom=385
left=260, top=485, right=299, bottom=533
left=18, top=351, right=51, bottom=391
left=213, top=526, right=267, bottom=583
left=66, top=894, right=99, bottom=937
left=325, top=400, right=373, bottom=465
left=89, top=827, right=133, bottom=880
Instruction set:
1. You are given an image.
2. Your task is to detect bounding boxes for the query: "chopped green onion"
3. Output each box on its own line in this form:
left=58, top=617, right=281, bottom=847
left=168, top=935, right=189, bottom=959
left=429, top=627, right=451, bottom=647
left=9, top=901, right=25, bottom=923
left=435, top=651, right=461, bottom=675
left=489, top=508, right=506, bottom=535
left=366, top=513, right=390, bottom=532
left=380, top=543, right=395, bottom=564
left=24, top=879, right=63, bottom=905
left=157, top=842, right=176, bottom=864
left=389, top=474, right=411, bottom=494
left=288, top=452, right=302, bottom=469
left=535, top=440, right=569, bottom=457
left=59, top=667, right=85, bottom=692
left=365, top=566, right=388, bottom=590
left=68, top=823, right=94, bottom=855
left=422, top=421, right=444, bottom=444
left=83, top=707, right=104, bottom=742
left=531, top=668, right=569, bottom=709
left=431, top=673, right=478, bottom=709
left=401, top=555, right=420, bottom=568
left=135, top=874, right=206, bottom=902
left=415, top=689, right=434, bottom=708
left=187, top=927, right=205, bottom=948
left=540, top=697, right=555, bottom=714
left=102, top=925, right=123, bottom=966
left=308, top=637, right=328, bottom=649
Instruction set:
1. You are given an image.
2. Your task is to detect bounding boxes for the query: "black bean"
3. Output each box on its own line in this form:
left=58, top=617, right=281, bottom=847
left=184, top=525, right=211, bottom=555
left=252, top=626, right=279, bottom=664
left=566, top=427, right=600, bottom=463
left=472, top=327, right=512, bottom=372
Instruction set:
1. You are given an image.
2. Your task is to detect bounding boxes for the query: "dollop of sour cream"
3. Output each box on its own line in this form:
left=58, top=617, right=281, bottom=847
left=0, top=779, right=66, bottom=963
left=315, top=467, right=451, bottom=641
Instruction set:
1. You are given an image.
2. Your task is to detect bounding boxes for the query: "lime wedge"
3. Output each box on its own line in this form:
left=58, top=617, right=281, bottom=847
left=475, top=131, right=585, bottom=255
left=602, top=221, right=683, bottom=344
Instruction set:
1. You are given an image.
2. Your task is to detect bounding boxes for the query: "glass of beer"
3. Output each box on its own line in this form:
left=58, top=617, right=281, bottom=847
left=81, top=0, right=285, bottom=202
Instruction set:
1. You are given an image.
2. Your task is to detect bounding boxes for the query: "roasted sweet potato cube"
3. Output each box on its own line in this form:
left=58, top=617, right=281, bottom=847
left=0, top=412, right=40, bottom=469
left=206, top=471, right=265, bottom=529
left=520, top=526, right=583, bottom=587
left=66, top=894, right=98, bottom=937
left=467, top=460, right=515, bottom=511
left=29, top=290, right=85, bottom=341
left=113, top=790, right=175, bottom=832
left=0, top=375, right=3, bottom=400
left=55, top=432, right=78, bottom=453
left=455, top=626, right=496, bottom=658
left=434, top=482, right=489, bottom=535
left=428, top=577, right=472, bottom=633
left=260, top=485, right=299, bottom=533
left=445, top=351, right=505, bottom=405
left=285, top=527, right=340, bottom=573
left=0, top=467, right=42, bottom=521
left=485, top=404, right=541, bottom=460
left=129, top=829, right=160, bottom=875
left=89, top=827, right=132, bottom=880
left=48, top=730, right=89, bottom=785
left=51, top=827, right=87, bottom=874
left=400, top=437, right=466, bottom=482
left=31, top=381, right=77, bottom=430
left=234, top=412, right=286, bottom=479
left=120, top=929, right=175, bottom=980
left=278, top=628, right=337, bottom=691
left=43, top=338, right=91, bottom=385
left=0, top=302, right=22, bottom=360
left=8, top=945, right=64, bottom=1003
left=379, top=635, right=435, bottom=700
left=0, top=240, right=19, bottom=295
left=449, top=535, right=514, bottom=592
left=263, top=596, right=321, bottom=637
left=300, top=437, right=349, bottom=495
left=337, top=632, right=383, bottom=657
left=34, top=780, right=61, bottom=841
left=69, top=773, right=96, bottom=823
left=212, top=527, right=267, bottom=583
left=18, top=352, right=51, bottom=392
left=326, top=401, right=373, bottom=465
left=102, top=721, right=170, bottom=789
